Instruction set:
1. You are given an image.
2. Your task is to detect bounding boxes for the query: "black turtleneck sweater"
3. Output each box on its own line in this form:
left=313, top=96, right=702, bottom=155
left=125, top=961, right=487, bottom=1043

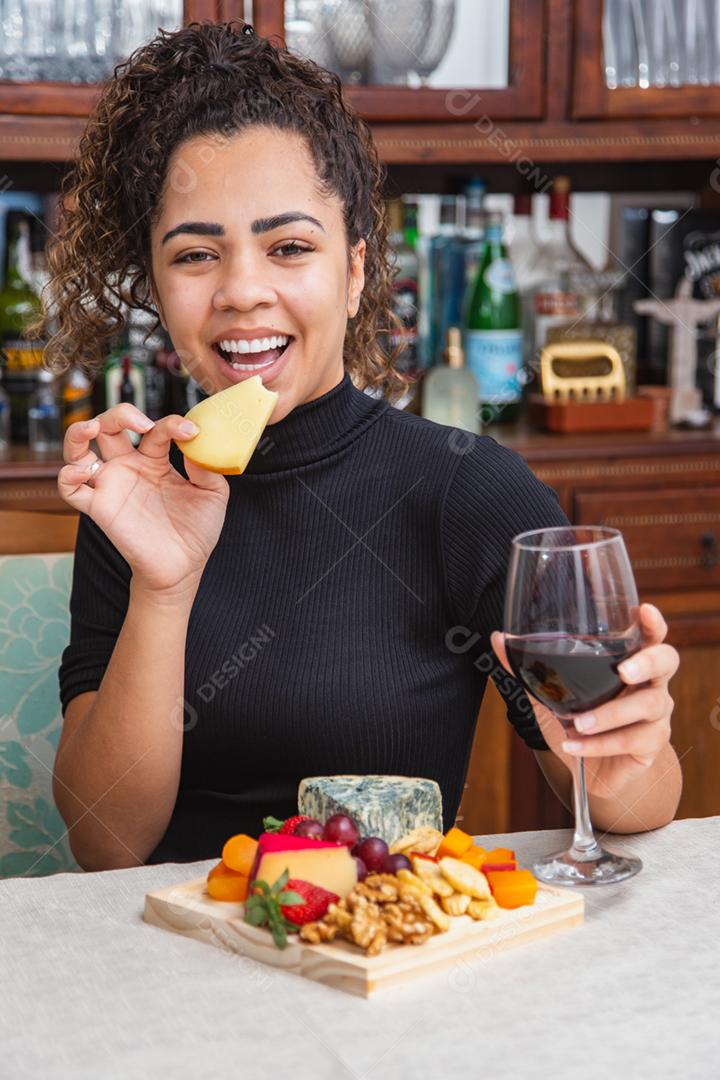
left=58, top=373, right=569, bottom=863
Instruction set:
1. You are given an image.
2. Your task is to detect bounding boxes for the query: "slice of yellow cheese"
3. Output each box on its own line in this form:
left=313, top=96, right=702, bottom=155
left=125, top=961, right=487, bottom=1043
left=178, top=375, right=278, bottom=475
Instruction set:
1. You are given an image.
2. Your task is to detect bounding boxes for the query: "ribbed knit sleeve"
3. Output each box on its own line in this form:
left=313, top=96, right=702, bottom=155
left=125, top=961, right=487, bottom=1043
left=57, top=512, right=131, bottom=715
left=441, top=434, right=571, bottom=751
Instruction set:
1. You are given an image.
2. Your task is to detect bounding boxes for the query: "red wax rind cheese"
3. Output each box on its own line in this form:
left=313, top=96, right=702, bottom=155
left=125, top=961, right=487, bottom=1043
left=251, top=832, right=358, bottom=900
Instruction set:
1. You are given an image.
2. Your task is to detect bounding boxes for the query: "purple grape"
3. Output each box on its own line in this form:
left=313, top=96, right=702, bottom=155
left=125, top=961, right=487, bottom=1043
left=382, top=853, right=412, bottom=875
left=323, top=813, right=359, bottom=847
left=354, top=856, right=368, bottom=882
left=356, top=836, right=389, bottom=873
left=293, top=819, right=324, bottom=841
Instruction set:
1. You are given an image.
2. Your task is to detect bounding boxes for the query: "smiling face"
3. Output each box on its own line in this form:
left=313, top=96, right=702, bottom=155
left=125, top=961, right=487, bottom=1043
left=149, top=126, right=365, bottom=423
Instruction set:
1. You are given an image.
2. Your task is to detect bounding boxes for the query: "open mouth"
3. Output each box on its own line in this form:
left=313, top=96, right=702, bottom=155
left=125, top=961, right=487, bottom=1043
left=213, top=336, right=293, bottom=371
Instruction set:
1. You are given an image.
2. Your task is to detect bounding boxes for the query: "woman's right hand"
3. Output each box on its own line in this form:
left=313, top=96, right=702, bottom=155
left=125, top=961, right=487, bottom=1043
left=58, top=404, right=230, bottom=597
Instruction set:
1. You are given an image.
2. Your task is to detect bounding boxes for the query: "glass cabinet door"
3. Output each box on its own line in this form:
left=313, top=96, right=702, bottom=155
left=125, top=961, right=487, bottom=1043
left=283, top=0, right=509, bottom=90
left=0, top=0, right=184, bottom=84
left=574, top=0, right=720, bottom=118
left=251, top=0, right=545, bottom=120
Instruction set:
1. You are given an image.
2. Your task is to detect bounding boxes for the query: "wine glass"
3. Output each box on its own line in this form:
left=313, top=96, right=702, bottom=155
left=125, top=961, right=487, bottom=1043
left=504, top=526, right=644, bottom=887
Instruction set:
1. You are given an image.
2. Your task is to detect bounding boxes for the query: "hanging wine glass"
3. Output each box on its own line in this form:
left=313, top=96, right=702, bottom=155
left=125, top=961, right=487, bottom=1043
left=415, top=0, right=456, bottom=85
left=322, top=0, right=372, bottom=84
left=366, top=0, right=434, bottom=85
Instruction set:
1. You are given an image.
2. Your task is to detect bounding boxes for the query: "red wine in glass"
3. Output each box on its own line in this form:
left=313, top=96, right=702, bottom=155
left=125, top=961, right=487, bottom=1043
left=506, top=631, right=642, bottom=728
left=504, top=525, right=643, bottom=886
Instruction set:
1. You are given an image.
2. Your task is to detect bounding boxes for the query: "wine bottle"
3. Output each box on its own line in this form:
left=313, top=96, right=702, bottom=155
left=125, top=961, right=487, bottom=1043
left=0, top=211, right=45, bottom=443
left=387, top=198, right=420, bottom=379
left=28, top=368, right=62, bottom=454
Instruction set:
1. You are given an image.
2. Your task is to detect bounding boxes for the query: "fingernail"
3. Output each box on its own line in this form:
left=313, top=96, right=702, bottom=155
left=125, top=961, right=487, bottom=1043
left=82, top=418, right=97, bottom=430
left=619, top=659, right=640, bottom=680
left=87, top=461, right=101, bottom=476
left=562, top=740, right=583, bottom=754
left=574, top=713, right=596, bottom=732
left=138, top=417, right=155, bottom=432
left=179, top=421, right=199, bottom=436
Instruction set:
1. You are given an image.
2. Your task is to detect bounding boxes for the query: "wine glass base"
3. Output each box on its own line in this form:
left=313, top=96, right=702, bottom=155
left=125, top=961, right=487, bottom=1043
left=533, top=847, right=642, bottom=887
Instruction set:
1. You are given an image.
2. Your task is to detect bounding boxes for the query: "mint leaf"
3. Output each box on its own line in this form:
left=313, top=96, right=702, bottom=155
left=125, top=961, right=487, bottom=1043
left=279, top=890, right=302, bottom=906
left=263, top=816, right=285, bottom=833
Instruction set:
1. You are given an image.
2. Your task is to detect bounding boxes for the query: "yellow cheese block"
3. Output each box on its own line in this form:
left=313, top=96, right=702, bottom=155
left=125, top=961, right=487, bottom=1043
left=255, top=846, right=358, bottom=900
left=178, top=375, right=278, bottom=475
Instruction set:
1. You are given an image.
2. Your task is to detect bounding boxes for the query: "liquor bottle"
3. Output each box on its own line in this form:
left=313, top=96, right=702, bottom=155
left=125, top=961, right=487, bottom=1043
left=28, top=368, right=62, bottom=454
left=127, top=304, right=166, bottom=421
left=62, top=365, right=93, bottom=431
left=0, top=378, right=10, bottom=455
left=507, top=193, right=544, bottom=370
left=435, top=192, right=476, bottom=367
left=461, top=177, right=487, bottom=297
left=0, top=211, right=44, bottom=443
left=144, top=352, right=166, bottom=422
left=417, top=195, right=458, bottom=368
left=532, top=177, right=594, bottom=352
left=402, top=196, right=419, bottom=251
left=421, top=327, right=480, bottom=434
left=464, top=212, right=523, bottom=426
left=120, top=355, right=135, bottom=404
left=387, top=198, right=420, bottom=378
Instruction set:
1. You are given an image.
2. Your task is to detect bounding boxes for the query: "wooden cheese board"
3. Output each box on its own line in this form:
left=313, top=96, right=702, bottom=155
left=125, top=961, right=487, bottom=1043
left=143, top=876, right=584, bottom=998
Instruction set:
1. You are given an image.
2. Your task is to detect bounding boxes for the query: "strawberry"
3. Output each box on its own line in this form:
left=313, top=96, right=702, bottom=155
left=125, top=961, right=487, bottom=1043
left=281, top=879, right=339, bottom=926
left=244, top=870, right=338, bottom=949
left=262, top=814, right=312, bottom=835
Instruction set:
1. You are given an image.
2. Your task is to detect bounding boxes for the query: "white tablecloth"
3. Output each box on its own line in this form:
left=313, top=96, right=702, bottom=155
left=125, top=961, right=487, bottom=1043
left=2, top=817, right=718, bottom=1080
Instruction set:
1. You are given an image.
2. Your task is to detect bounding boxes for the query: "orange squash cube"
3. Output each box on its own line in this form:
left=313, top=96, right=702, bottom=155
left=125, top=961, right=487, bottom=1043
left=486, top=869, right=537, bottom=909
left=460, top=846, right=488, bottom=870
left=484, top=847, right=516, bottom=862
left=437, top=827, right=474, bottom=859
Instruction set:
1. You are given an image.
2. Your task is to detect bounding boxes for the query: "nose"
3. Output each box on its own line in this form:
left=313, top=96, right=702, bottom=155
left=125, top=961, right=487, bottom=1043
left=212, top=250, right=278, bottom=312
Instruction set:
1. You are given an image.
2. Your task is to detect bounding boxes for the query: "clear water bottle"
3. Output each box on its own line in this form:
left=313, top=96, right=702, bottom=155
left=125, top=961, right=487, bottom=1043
left=422, top=327, right=480, bottom=434
left=28, top=368, right=62, bottom=453
left=0, top=380, right=10, bottom=455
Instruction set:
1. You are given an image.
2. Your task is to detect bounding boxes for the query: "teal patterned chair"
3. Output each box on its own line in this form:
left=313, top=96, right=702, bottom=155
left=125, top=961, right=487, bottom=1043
left=0, top=553, right=80, bottom=877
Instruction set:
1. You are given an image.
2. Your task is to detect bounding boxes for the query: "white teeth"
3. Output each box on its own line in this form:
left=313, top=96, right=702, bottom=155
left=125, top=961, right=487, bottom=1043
left=231, top=359, right=276, bottom=371
left=218, top=334, right=289, bottom=354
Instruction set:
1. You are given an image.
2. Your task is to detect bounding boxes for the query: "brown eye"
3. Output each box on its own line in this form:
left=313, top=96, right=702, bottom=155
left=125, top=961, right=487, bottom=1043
left=272, top=243, right=311, bottom=257
left=175, top=251, right=214, bottom=263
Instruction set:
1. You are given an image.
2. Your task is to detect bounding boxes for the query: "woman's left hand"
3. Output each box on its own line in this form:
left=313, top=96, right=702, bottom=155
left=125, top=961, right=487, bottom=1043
left=491, top=603, right=680, bottom=800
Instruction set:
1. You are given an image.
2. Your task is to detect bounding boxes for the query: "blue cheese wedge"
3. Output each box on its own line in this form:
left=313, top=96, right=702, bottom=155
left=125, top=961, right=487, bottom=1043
left=297, top=775, right=443, bottom=847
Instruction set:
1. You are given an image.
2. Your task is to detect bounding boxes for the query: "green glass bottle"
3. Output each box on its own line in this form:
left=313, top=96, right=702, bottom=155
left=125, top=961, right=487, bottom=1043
left=0, top=211, right=44, bottom=443
left=464, top=212, right=523, bottom=426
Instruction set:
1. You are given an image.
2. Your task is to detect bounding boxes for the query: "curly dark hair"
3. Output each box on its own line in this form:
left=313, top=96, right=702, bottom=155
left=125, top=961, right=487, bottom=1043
left=29, top=20, right=413, bottom=403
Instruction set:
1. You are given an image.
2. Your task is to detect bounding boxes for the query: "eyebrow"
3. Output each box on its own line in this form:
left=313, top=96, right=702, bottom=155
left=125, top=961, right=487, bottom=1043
left=160, top=211, right=325, bottom=246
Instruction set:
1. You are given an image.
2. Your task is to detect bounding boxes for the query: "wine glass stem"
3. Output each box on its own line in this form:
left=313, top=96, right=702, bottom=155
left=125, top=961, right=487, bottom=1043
left=569, top=757, right=603, bottom=861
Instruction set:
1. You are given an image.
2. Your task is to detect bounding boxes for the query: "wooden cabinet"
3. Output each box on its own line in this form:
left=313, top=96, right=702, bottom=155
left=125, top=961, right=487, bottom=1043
left=6, top=0, right=720, bottom=167
left=458, top=420, right=720, bottom=835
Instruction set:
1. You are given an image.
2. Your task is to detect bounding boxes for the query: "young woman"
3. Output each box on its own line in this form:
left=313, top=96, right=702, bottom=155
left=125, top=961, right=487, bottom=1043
left=39, top=22, right=681, bottom=870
